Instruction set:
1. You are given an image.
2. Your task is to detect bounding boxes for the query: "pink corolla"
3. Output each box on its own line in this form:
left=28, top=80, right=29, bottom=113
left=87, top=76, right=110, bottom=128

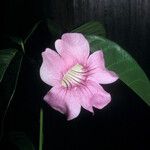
left=40, top=33, right=118, bottom=120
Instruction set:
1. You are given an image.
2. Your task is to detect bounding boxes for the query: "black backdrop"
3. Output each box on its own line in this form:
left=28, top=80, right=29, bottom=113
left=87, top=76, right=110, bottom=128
left=0, top=0, right=150, bottom=150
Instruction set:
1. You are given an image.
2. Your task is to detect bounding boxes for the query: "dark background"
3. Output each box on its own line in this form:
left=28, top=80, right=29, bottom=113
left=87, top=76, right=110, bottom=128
left=0, top=0, right=150, bottom=150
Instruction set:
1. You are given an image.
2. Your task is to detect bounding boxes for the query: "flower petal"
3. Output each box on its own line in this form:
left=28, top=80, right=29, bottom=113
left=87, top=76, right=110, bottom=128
left=87, top=50, right=105, bottom=69
left=44, top=86, right=81, bottom=120
left=87, top=51, right=118, bottom=84
left=40, top=48, right=63, bottom=86
left=72, top=87, right=94, bottom=113
left=72, top=80, right=111, bottom=112
left=55, top=33, right=90, bottom=64
left=55, top=39, right=78, bottom=72
left=86, top=81, right=111, bottom=109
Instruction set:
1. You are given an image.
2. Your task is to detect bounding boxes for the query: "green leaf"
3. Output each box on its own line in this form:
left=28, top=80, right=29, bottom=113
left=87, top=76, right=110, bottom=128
left=87, top=35, right=150, bottom=105
left=0, top=49, right=18, bottom=82
left=46, top=19, right=62, bottom=37
left=9, top=36, right=23, bottom=46
left=0, top=51, right=23, bottom=141
left=72, top=21, right=106, bottom=37
left=9, top=132, right=35, bottom=150
left=24, top=21, right=42, bottom=44
left=8, top=36, right=25, bottom=53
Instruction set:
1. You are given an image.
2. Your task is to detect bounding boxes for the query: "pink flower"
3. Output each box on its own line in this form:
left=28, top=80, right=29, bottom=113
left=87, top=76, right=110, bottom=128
left=40, top=33, right=118, bottom=120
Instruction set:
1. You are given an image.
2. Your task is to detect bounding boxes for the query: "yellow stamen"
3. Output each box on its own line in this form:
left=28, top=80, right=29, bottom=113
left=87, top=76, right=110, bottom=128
left=61, top=64, right=85, bottom=87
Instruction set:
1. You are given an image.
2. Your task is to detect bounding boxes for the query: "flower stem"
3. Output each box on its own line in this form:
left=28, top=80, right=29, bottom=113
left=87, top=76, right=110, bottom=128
left=39, top=108, right=43, bottom=150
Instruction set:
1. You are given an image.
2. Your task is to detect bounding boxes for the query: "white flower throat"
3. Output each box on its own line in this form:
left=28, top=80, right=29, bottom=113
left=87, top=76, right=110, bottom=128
left=61, top=64, right=86, bottom=88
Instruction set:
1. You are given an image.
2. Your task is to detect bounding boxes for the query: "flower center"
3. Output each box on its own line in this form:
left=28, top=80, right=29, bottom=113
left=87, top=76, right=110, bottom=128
left=61, top=64, right=86, bottom=88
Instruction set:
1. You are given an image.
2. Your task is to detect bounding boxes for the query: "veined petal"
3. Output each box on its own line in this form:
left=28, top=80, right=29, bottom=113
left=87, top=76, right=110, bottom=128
left=72, top=80, right=111, bottom=112
left=72, top=86, right=94, bottom=113
left=87, top=51, right=118, bottom=84
left=66, top=90, right=82, bottom=120
left=87, top=69, right=118, bottom=84
left=55, top=39, right=77, bottom=71
left=55, top=33, right=90, bottom=64
left=40, top=48, right=63, bottom=86
left=87, top=51, right=105, bottom=69
left=44, top=86, right=81, bottom=120
left=86, top=81, right=111, bottom=109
